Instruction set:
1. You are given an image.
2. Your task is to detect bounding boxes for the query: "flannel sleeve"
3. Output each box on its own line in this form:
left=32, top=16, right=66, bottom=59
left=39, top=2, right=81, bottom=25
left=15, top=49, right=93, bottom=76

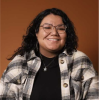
left=0, top=55, right=24, bottom=100
left=82, top=68, right=99, bottom=100
left=81, top=57, right=99, bottom=100
left=71, top=51, right=99, bottom=100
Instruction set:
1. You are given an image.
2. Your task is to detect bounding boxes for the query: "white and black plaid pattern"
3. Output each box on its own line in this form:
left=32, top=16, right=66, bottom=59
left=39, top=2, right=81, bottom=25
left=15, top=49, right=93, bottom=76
left=0, top=50, right=99, bottom=100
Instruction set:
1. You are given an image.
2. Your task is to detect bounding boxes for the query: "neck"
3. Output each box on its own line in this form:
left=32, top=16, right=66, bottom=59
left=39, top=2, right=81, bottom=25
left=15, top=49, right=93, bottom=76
left=39, top=50, right=59, bottom=58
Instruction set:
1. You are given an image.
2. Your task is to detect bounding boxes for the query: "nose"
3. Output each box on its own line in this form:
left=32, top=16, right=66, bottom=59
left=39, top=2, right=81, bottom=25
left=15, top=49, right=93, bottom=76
left=51, top=26, right=59, bottom=35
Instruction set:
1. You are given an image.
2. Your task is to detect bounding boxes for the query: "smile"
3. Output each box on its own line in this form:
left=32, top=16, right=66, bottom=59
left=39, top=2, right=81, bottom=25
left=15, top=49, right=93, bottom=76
left=47, top=39, right=59, bottom=41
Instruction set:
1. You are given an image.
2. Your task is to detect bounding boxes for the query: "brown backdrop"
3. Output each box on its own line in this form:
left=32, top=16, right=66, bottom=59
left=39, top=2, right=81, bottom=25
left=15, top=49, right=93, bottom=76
left=0, top=0, right=99, bottom=77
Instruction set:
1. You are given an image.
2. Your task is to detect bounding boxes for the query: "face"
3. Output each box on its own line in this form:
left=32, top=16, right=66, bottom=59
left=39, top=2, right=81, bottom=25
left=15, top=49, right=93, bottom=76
left=36, top=14, right=67, bottom=55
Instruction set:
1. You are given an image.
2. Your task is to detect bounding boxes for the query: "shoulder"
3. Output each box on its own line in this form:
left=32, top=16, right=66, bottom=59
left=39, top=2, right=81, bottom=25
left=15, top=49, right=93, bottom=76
left=72, top=50, right=92, bottom=64
left=7, top=54, right=27, bottom=72
left=70, top=50, right=94, bottom=71
left=73, top=50, right=88, bottom=58
left=10, top=54, right=27, bottom=63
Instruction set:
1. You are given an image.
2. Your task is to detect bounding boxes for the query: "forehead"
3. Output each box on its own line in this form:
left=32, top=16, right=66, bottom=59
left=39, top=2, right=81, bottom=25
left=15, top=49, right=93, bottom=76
left=40, top=14, right=63, bottom=25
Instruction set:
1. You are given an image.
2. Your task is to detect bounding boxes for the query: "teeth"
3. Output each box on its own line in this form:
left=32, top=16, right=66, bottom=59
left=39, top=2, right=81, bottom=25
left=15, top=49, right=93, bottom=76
left=48, top=39, right=58, bottom=41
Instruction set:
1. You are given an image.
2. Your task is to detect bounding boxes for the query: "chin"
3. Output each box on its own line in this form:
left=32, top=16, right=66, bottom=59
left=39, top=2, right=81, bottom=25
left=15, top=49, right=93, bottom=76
left=48, top=48, right=63, bottom=53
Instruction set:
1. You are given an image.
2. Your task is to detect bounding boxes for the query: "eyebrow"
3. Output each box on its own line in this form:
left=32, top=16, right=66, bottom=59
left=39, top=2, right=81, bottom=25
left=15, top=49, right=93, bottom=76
left=41, top=23, right=64, bottom=26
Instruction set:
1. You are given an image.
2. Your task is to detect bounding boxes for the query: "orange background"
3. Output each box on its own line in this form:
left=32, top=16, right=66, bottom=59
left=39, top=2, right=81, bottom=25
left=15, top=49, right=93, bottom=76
left=0, top=0, right=99, bottom=77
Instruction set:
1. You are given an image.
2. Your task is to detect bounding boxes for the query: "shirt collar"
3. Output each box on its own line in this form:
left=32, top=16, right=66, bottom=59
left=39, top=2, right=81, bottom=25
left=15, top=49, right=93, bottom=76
left=27, top=49, right=69, bottom=61
left=26, top=50, right=37, bottom=61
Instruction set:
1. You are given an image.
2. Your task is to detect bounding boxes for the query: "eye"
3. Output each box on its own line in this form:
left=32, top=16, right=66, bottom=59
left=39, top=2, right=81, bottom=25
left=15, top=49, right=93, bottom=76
left=57, top=24, right=66, bottom=30
left=58, top=28, right=65, bottom=30
left=44, top=27, right=52, bottom=29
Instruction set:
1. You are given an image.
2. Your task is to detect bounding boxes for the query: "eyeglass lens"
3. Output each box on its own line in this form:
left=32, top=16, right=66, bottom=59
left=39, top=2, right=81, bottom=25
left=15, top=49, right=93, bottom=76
left=43, top=24, right=66, bottom=34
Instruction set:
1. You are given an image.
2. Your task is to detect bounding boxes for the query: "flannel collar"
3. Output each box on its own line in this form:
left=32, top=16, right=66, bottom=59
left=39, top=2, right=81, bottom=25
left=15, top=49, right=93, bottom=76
left=27, top=49, right=68, bottom=61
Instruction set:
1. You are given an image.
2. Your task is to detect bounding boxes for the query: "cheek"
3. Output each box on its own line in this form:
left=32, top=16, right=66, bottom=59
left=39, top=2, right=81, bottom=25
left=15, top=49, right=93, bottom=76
left=61, top=35, right=67, bottom=42
left=36, top=30, right=48, bottom=40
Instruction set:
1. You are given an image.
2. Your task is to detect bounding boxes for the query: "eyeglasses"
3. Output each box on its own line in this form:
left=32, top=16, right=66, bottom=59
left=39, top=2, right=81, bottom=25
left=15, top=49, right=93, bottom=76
left=40, top=23, right=67, bottom=34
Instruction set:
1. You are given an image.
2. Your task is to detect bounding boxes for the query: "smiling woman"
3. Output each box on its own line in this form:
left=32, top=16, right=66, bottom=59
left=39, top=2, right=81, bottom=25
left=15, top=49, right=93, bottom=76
left=36, top=14, right=67, bottom=57
left=0, top=8, right=99, bottom=100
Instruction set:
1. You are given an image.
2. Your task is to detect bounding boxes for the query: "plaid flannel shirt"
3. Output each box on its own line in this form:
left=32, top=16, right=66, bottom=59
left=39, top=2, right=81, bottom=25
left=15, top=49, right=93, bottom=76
left=0, top=50, right=99, bottom=100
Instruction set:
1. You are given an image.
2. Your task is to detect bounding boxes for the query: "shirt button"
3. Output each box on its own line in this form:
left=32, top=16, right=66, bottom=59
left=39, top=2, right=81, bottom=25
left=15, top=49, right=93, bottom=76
left=82, top=76, right=84, bottom=80
left=63, top=83, right=68, bottom=88
left=60, top=60, right=64, bottom=64
left=17, top=79, right=21, bottom=84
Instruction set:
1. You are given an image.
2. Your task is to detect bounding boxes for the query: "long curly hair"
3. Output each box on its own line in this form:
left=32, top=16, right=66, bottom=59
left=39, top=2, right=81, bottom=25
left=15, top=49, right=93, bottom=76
left=8, top=8, right=78, bottom=60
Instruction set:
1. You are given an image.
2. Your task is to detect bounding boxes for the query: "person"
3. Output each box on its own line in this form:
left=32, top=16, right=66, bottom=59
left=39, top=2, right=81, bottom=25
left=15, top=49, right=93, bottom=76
left=0, top=8, right=98, bottom=100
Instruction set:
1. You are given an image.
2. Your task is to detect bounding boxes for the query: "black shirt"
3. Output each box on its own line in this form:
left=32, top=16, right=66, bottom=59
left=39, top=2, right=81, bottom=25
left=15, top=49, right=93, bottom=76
left=30, top=54, right=62, bottom=100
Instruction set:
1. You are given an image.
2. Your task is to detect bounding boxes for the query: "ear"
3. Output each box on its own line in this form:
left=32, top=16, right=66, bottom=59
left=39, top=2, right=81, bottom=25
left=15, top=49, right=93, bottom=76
left=35, top=29, right=37, bottom=36
left=36, top=33, right=38, bottom=38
